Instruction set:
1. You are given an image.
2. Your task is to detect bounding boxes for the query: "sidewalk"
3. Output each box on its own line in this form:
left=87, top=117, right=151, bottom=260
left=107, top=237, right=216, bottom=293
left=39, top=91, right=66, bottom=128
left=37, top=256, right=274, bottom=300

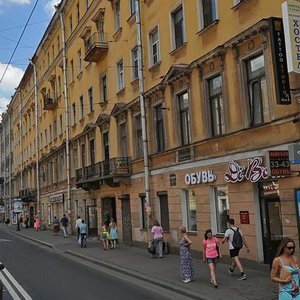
left=0, top=224, right=277, bottom=300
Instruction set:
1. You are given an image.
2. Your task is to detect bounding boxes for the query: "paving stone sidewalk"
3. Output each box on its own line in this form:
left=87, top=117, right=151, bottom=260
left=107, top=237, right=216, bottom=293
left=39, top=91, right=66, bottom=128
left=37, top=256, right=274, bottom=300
left=0, top=224, right=277, bottom=300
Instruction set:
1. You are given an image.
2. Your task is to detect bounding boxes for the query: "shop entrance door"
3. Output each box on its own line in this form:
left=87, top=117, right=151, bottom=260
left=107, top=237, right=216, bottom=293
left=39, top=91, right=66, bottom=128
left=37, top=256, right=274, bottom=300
left=102, top=197, right=116, bottom=226
left=259, top=181, right=283, bottom=265
left=86, top=205, right=98, bottom=236
left=121, top=195, right=132, bottom=246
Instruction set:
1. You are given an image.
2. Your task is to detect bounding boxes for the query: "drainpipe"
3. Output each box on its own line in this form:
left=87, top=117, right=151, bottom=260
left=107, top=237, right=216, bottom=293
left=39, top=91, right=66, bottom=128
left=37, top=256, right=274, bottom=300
left=29, top=59, right=40, bottom=221
left=135, top=0, right=152, bottom=234
left=56, top=4, right=71, bottom=221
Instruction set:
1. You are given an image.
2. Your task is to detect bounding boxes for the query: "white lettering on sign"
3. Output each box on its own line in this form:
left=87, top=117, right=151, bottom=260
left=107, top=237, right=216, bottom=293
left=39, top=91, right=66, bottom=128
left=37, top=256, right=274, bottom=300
left=185, top=170, right=216, bottom=185
left=224, top=157, right=268, bottom=183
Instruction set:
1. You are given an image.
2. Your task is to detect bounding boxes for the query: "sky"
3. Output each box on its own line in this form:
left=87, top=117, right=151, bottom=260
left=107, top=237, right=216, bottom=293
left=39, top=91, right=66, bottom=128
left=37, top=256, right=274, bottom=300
left=0, top=0, right=61, bottom=117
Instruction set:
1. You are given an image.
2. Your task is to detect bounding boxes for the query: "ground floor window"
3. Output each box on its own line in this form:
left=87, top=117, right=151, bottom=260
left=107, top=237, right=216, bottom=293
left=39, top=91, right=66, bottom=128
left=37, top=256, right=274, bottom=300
left=140, top=195, right=147, bottom=230
left=183, top=190, right=197, bottom=232
left=158, top=192, right=169, bottom=231
left=214, top=186, right=229, bottom=234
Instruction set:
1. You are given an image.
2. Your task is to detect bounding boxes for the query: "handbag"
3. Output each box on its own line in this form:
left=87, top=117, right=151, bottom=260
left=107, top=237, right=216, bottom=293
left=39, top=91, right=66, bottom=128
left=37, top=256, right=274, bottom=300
left=280, top=266, right=291, bottom=281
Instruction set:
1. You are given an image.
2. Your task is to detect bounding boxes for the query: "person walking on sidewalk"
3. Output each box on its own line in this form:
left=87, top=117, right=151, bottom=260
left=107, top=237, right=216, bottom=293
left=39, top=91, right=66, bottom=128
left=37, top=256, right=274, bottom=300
left=101, top=224, right=110, bottom=250
left=79, top=220, right=88, bottom=248
left=179, top=226, right=194, bottom=283
left=34, top=215, right=40, bottom=231
left=75, top=216, right=82, bottom=241
left=109, top=218, right=118, bottom=249
left=271, top=237, right=300, bottom=299
left=151, top=220, right=163, bottom=258
left=203, top=229, right=220, bottom=288
left=52, top=216, right=60, bottom=235
left=61, top=214, right=69, bottom=238
left=222, top=218, right=249, bottom=280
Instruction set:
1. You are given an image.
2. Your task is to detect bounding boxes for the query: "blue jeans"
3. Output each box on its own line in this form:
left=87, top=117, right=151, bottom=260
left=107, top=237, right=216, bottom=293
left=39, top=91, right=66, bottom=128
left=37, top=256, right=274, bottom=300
left=154, top=238, right=163, bottom=258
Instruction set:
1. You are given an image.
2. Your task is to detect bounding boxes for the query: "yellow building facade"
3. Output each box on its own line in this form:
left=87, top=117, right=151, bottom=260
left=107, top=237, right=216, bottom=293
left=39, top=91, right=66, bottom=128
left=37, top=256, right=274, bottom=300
left=3, top=0, right=300, bottom=265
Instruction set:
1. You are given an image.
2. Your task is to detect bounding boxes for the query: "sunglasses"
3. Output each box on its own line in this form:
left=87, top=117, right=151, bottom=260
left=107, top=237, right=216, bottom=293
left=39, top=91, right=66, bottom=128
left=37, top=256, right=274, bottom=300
left=286, top=246, right=295, bottom=250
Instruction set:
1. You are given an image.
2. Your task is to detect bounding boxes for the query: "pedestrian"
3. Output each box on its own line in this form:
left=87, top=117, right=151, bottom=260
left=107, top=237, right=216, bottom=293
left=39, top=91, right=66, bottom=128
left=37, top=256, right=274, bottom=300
left=109, top=218, right=118, bottom=249
left=203, top=229, right=220, bottom=288
left=16, top=215, right=22, bottom=231
left=34, top=215, right=40, bottom=231
left=60, top=214, right=69, bottom=238
left=271, top=237, right=300, bottom=299
left=79, top=220, right=88, bottom=248
left=151, top=220, right=163, bottom=258
left=222, top=218, right=249, bottom=280
left=52, top=216, right=60, bottom=235
left=179, top=226, right=194, bottom=283
left=75, top=216, right=82, bottom=241
left=5, top=218, right=9, bottom=227
left=100, top=224, right=110, bottom=250
left=25, top=215, right=29, bottom=229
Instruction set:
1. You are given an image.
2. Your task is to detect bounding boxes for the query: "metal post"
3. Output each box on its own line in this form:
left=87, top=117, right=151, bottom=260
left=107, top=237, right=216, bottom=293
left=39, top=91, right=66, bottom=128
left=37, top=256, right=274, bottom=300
left=135, top=0, right=152, bottom=234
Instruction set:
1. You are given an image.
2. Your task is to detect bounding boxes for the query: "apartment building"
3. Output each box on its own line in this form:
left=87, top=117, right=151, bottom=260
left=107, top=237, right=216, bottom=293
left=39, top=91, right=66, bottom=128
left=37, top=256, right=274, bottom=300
left=1, top=0, right=300, bottom=264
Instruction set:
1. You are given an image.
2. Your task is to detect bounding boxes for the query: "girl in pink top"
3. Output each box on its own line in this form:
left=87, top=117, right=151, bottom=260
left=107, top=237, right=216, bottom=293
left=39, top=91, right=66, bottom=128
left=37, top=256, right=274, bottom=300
left=34, top=216, right=40, bottom=231
left=203, top=229, right=221, bottom=288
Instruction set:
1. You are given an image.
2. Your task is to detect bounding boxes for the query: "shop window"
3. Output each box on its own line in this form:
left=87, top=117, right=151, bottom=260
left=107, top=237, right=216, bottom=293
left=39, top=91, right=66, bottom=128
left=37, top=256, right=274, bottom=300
left=208, top=74, right=225, bottom=136
left=159, top=193, right=169, bottom=231
left=245, top=54, right=268, bottom=126
left=214, top=186, right=229, bottom=234
left=140, top=195, right=147, bottom=229
left=183, top=190, right=197, bottom=232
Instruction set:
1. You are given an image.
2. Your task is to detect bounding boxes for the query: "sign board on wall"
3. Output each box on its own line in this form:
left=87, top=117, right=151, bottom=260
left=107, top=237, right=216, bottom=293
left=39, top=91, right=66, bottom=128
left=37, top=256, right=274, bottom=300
left=240, top=211, right=250, bottom=224
left=185, top=170, right=216, bottom=185
left=267, top=151, right=291, bottom=176
left=13, top=199, right=22, bottom=213
left=269, top=17, right=291, bottom=105
left=282, top=1, right=300, bottom=73
left=49, top=194, right=64, bottom=203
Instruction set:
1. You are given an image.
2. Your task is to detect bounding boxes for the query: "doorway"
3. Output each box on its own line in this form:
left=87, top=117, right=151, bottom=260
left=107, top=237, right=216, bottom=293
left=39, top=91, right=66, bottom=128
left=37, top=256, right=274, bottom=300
left=102, top=197, right=116, bottom=226
left=86, top=204, right=98, bottom=236
left=121, top=195, right=132, bottom=245
left=259, top=181, right=283, bottom=264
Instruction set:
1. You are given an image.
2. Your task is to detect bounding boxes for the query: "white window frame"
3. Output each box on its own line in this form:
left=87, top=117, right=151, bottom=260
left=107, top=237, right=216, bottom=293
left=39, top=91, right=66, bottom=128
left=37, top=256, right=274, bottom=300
left=130, top=0, right=136, bottom=15
left=100, top=73, right=108, bottom=103
left=114, top=0, right=121, bottom=32
left=117, top=59, right=124, bottom=91
left=149, top=25, right=160, bottom=67
left=198, top=0, right=219, bottom=30
left=131, top=47, right=138, bottom=80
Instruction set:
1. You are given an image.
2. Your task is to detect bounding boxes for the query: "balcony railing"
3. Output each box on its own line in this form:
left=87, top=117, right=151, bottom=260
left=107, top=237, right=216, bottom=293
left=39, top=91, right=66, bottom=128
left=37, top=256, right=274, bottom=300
left=43, top=96, right=57, bottom=110
left=84, top=32, right=108, bottom=62
left=76, top=157, right=131, bottom=184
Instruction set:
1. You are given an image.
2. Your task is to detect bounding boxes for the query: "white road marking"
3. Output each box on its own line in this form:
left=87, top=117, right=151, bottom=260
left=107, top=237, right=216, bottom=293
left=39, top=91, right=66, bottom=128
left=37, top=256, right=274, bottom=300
left=3, top=268, right=32, bottom=300
left=0, top=239, right=11, bottom=242
left=0, top=272, right=21, bottom=300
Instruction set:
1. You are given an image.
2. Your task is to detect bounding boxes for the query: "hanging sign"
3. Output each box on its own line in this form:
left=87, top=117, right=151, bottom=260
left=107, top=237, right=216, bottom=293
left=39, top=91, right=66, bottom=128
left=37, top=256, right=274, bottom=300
left=267, top=150, right=291, bottom=176
left=224, top=157, right=268, bottom=183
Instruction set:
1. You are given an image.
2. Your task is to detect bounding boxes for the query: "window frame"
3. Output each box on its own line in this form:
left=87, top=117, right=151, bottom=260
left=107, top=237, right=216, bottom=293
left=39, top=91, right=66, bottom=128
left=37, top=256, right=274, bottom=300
left=135, top=114, right=143, bottom=158
left=117, top=59, right=125, bottom=91
left=198, top=0, right=218, bottom=30
left=154, top=104, right=165, bottom=152
left=149, top=26, right=160, bottom=66
left=77, top=49, right=82, bottom=74
left=171, top=4, right=186, bottom=50
left=114, top=0, right=121, bottom=32
left=182, top=190, right=197, bottom=232
left=131, top=46, right=138, bottom=80
left=177, top=91, right=191, bottom=146
left=79, top=95, right=84, bottom=119
left=100, top=73, right=108, bottom=103
left=158, top=192, right=170, bottom=231
left=88, top=87, right=94, bottom=113
left=140, top=194, right=147, bottom=230
left=119, top=122, right=128, bottom=157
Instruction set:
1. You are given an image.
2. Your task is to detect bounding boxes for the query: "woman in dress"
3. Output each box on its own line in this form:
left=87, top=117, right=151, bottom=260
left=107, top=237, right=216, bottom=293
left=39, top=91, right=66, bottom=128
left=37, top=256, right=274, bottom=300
left=179, top=226, right=194, bottom=283
left=109, top=218, right=118, bottom=249
left=203, top=229, right=220, bottom=288
left=34, top=215, right=40, bottom=231
left=271, top=237, right=300, bottom=299
left=101, top=224, right=110, bottom=250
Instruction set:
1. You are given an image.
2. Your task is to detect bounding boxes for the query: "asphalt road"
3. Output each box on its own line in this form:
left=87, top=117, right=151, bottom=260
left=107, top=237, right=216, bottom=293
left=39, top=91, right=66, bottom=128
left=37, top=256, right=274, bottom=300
left=0, top=230, right=191, bottom=300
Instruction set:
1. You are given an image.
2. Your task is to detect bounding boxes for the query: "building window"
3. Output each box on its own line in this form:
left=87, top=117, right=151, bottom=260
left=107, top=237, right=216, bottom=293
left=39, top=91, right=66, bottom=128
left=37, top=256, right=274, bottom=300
left=199, top=0, right=218, bottom=29
left=101, top=74, right=107, bottom=103
left=130, top=0, right=136, bottom=15
left=246, top=54, right=268, bottom=126
left=59, top=115, right=63, bottom=135
left=81, top=143, right=86, bottom=168
left=85, top=0, right=89, bottom=11
left=57, top=35, right=60, bottom=52
left=119, top=123, right=128, bottom=157
left=77, top=49, right=82, bottom=74
left=140, top=195, right=147, bottom=229
left=154, top=104, right=165, bottom=152
left=117, top=59, right=124, bottom=91
left=70, top=60, right=74, bottom=83
left=183, top=190, right=197, bottom=232
left=69, top=15, right=73, bottom=34
left=79, top=95, right=84, bottom=119
left=149, top=26, right=160, bottom=66
left=208, top=75, right=224, bottom=136
left=172, top=5, right=185, bottom=49
left=214, top=186, right=229, bottom=234
left=44, top=129, right=47, bottom=145
left=49, top=124, right=52, bottom=141
left=114, top=0, right=121, bottom=31
left=72, top=103, right=76, bottom=126
left=178, top=91, right=190, bottom=145
left=58, top=76, right=61, bottom=96
left=88, top=87, right=94, bottom=113
left=135, top=115, right=143, bottom=158
left=76, top=3, right=80, bottom=24
left=53, top=119, right=57, bottom=138
left=131, top=47, right=138, bottom=80
left=73, top=147, right=78, bottom=175
left=159, top=193, right=169, bottom=231
left=89, top=139, right=95, bottom=165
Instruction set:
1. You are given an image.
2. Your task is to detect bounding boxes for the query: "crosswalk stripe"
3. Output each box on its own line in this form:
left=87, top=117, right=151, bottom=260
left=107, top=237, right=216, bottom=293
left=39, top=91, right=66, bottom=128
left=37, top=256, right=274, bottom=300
left=0, top=272, right=21, bottom=300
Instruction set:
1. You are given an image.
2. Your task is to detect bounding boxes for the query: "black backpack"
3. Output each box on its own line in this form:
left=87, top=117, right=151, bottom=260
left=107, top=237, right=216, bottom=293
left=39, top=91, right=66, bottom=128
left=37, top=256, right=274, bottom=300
left=230, top=227, right=243, bottom=249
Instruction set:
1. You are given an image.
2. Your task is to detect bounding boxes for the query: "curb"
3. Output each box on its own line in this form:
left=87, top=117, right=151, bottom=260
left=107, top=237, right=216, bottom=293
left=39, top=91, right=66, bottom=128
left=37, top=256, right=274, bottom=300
left=65, top=250, right=207, bottom=300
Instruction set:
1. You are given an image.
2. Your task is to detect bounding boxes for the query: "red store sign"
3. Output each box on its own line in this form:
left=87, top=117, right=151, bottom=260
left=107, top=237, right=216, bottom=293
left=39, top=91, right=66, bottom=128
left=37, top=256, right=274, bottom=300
left=224, top=157, right=268, bottom=183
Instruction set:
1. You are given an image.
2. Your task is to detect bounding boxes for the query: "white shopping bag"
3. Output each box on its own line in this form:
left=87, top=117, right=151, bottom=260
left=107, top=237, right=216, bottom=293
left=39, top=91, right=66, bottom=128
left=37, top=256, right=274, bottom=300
left=78, top=236, right=81, bottom=244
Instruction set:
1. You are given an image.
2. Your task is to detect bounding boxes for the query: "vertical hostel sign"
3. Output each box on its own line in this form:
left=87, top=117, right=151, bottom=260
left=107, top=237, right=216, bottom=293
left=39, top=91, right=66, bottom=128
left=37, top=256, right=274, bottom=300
left=282, top=1, right=300, bottom=73
left=269, top=17, right=291, bottom=105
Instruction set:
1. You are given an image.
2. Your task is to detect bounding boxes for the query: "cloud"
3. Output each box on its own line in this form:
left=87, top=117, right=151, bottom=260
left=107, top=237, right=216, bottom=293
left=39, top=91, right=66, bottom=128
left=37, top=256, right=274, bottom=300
left=0, top=63, right=24, bottom=98
left=0, top=0, right=32, bottom=5
left=45, top=0, right=61, bottom=16
left=0, top=96, right=10, bottom=116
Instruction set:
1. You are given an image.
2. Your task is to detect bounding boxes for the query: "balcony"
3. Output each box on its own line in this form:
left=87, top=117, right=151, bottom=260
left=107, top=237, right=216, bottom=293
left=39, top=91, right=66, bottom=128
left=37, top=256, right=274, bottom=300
left=84, top=32, right=108, bottom=62
left=76, top=157, right=131, bottom=190
left=43, top=96, right=57, bottom=110
left=19, top=188, right=37, bottom=202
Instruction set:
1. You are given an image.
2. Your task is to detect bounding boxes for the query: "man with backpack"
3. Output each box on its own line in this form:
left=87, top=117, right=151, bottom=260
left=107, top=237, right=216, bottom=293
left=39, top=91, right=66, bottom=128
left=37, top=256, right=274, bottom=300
left=222, top=218, right=249, bottom=280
